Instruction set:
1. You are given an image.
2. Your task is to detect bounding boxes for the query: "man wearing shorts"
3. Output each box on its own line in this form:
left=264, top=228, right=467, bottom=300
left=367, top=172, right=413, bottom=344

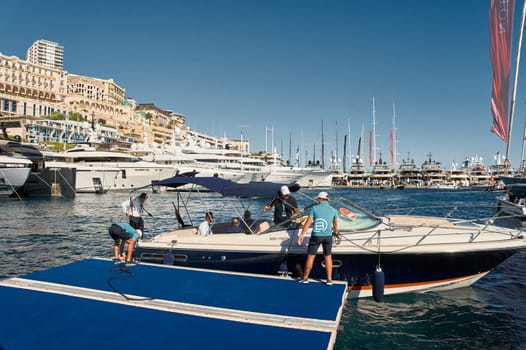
left=109, top=223, right=138, bottom=265
left=121, top=193, right=147, bottom=239
left=297, top=191, right=338, bottom=286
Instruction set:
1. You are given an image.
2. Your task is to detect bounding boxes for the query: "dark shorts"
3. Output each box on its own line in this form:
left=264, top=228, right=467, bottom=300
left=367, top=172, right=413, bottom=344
left=129, top=216, right=144, bottom=231
left=307, top=235, right=333, bottom=256
left=109, top=224, right=132, bottom=242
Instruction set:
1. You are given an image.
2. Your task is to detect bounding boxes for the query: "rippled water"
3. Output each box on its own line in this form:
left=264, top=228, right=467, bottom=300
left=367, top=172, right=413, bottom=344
left=1, top=188, right=525, bottom=349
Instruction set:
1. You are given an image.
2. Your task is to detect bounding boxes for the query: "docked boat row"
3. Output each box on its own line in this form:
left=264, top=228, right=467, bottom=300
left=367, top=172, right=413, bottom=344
left=1, top=138, right=334, bottom=197
left=336, top=153, right=507, bottom=190
left=132, top=175, right=526, bottom=299
left=133, top=131, right=333, bottom=188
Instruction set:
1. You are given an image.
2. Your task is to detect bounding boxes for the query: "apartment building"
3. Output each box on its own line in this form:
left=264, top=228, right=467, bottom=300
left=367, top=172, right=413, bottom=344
left=26, top=39, right=64, bottom=70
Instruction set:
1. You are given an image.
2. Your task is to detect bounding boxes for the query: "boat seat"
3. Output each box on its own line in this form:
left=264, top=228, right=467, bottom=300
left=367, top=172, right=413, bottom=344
left=210, top=222, right=232, bottom=233
left=254, top=220, right=270, bottom=234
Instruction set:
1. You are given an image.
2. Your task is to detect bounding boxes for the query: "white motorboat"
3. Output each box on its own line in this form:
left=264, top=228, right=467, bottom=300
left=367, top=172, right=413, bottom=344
left=497, top=184, right=526, bottom=218
left=135, top=176, right=526, bottom=299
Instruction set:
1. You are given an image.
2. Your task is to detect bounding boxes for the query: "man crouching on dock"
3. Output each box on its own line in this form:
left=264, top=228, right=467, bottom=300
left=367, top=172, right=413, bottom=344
left=109, top=223, right=138, bottom=266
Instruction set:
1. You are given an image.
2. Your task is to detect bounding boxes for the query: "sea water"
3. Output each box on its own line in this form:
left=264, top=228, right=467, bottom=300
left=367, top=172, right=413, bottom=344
left=1, top=188, right=525, bottom=349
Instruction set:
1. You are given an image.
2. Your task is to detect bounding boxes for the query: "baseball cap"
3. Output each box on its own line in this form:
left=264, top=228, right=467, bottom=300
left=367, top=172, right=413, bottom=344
left=280, top=185, right=290, bottom=195
left=317, top=191, right=329, bottom=200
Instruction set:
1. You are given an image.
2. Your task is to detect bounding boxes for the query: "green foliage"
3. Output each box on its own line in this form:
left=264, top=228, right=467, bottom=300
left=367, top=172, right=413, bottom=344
left=45, top=112, right=84, bottom=122
left=68, top=112, right=84, bottom=122
left=47, top=112, right=66, bottom=120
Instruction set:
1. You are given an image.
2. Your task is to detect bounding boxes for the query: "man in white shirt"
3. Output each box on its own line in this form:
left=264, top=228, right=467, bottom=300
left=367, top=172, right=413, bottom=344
left=197, top=212, right=214, bottom=235
left=121, top=192, right=147, bottom=239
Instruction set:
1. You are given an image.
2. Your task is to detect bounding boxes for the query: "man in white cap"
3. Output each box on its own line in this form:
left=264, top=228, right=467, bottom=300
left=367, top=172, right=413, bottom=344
left=297, top=191, right=338, bottom=286
left=263, top=185, right=299, bottom=225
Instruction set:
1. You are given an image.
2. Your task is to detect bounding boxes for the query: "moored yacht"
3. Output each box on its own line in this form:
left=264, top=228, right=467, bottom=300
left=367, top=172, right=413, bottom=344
left=368, top=153, right=394, bottom=188
left=420, top=153, right=447, bottom=187
left=46, top=145, right=175, bottom=190
left=42, top=150, right=120, bottom=193
left=396, top=156, right=422, bottom=188
left=462, top=155, right=493, bottom=190
left=347, top=157, right=367, bottom=187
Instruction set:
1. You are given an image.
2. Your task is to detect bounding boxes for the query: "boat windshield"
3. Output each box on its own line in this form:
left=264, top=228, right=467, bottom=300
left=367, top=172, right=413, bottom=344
left=267, top=196, right=382, bottom=233
left=328, top=197, right=382, bottom=231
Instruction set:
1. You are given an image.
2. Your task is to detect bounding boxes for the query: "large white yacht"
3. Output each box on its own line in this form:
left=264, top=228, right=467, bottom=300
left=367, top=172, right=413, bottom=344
left=42, top=151, right=120, bottom=193
left=139, top=145, right=265, bottom=183
left=44, top=145, right=176, bottom=191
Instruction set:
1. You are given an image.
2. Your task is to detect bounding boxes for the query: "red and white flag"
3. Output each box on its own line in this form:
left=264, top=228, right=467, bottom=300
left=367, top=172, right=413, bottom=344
left=490, top=0, right=515, bottom=142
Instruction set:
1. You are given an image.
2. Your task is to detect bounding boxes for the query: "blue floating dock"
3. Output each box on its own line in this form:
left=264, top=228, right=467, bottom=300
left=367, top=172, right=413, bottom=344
left=0, top=258, right=347, bottom=349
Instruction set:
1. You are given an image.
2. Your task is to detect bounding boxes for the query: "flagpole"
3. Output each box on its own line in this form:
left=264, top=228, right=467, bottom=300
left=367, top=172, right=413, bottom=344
left=507, top=0, right=526, bottom=172
left=518, top=0, right=526, bottom=172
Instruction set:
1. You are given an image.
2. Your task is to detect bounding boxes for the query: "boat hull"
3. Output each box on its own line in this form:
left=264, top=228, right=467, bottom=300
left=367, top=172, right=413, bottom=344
left=136, top=245, right=521, bottom=298
left=18, top=167, right=76, bottom=198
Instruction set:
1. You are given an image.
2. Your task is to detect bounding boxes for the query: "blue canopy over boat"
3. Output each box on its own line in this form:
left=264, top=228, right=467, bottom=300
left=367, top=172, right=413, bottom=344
left=145, top=176, right=301, bottom=198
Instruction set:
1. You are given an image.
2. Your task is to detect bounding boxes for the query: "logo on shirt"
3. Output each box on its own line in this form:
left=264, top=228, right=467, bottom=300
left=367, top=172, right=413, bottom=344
left=313, top=218, right=329, bottom=232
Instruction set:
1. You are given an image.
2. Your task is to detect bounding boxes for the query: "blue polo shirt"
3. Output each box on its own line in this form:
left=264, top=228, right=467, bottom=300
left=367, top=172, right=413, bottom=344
left=307, top=201, right=337, bottom=237
left=115, top=223, right=138, bottom=240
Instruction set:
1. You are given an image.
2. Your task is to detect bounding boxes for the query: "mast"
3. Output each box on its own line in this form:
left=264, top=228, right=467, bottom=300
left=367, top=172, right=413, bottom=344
left=289, top=132, right=292, bottom=166
left=343, top=134, right=348, bottom=172
left=372, top=97, right=377, bottom=164
left=392, top=100, right=397, bottom=168
left=347, top=117, right=351, bottom=172
left=335, top=120, right=339, bottom=170
left=508, top=0, right=526, bottom=170
left=321, top=119, right=325, bottom=169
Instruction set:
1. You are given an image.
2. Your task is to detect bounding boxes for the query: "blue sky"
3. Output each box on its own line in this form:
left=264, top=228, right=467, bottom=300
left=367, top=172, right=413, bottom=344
left=3, top=0, right=526, bottom=170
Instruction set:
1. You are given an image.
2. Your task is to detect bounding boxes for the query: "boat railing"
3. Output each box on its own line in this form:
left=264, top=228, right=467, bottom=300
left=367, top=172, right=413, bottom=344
left=333, top=209, right=524, bottom=253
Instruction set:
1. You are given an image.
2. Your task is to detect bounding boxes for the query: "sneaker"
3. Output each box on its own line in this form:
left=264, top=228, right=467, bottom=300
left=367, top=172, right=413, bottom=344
left=112, top=258, right=121, bottom=264
left=125, top=260, right=136, bottom=267
left=299, top=278, right=309, bottom=284
left=325, top=280, right=333, bottom=286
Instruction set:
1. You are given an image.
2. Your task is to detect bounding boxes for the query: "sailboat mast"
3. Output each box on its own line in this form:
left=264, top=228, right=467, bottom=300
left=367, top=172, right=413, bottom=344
left=335, top=120, right=339, bottom=170
left=347, top=117, right=351, bottom=172
left=321, top=119, right=325, bottom=169
left=343, top=134, right=347, bottom=172
left=392, top=100, right=397, bottom=168
left=289, top=132, right=292, bottom=166
left=507, top=0, right=526, bottom=169
left=372, top=97, right=377, bottom=164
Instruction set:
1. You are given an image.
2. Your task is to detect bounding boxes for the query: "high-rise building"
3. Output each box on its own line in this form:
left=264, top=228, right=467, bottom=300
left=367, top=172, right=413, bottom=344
left=26, top=39, right=64, bottom=70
